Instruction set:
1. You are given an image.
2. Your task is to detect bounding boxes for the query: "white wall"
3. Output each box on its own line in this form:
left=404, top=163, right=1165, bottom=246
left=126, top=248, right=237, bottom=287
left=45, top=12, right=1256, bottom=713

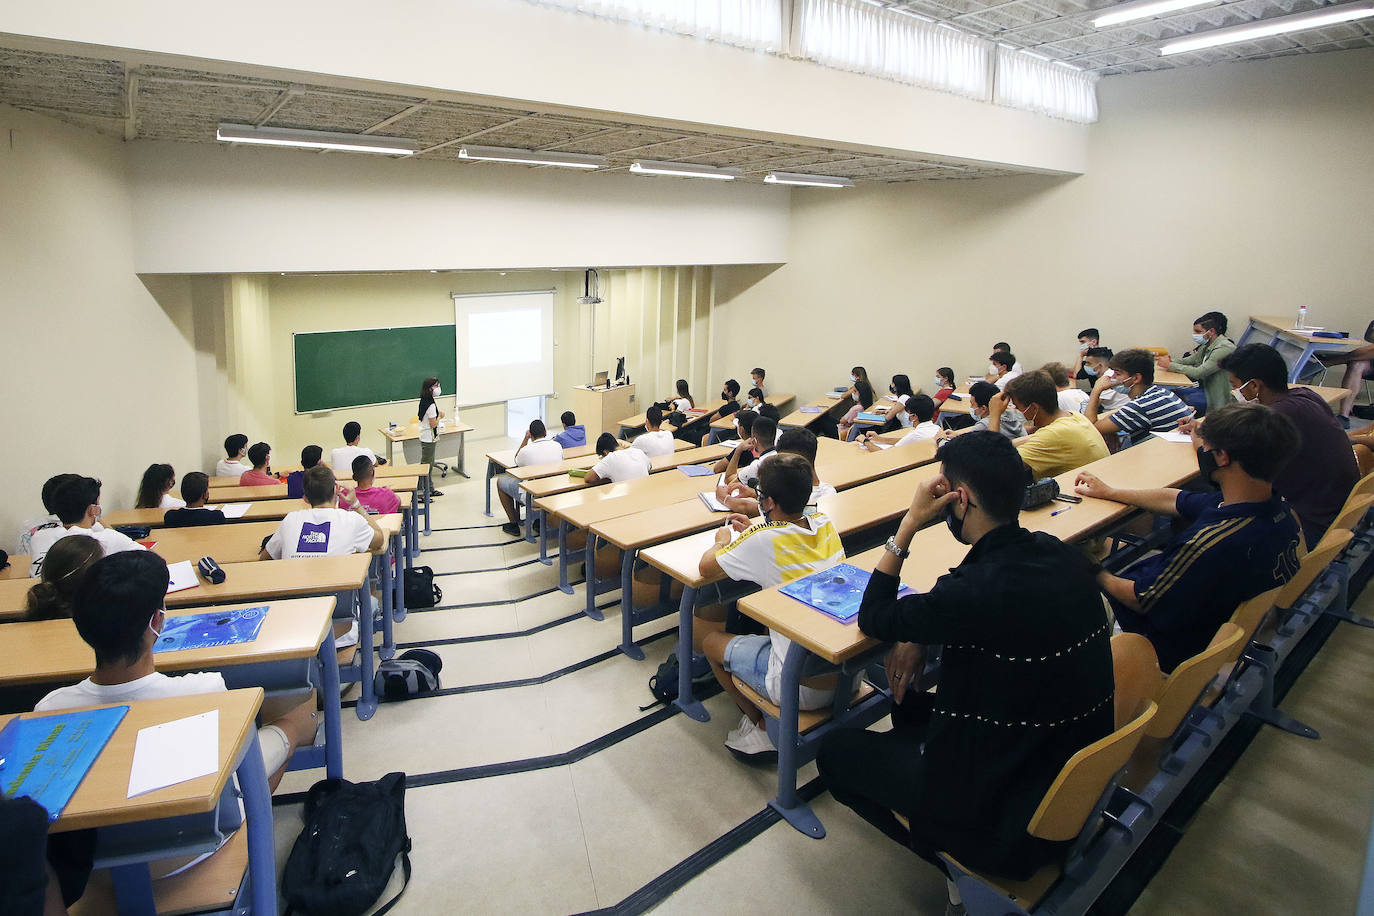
left=2, top=0, right=1087, bottom=173
left=712, top=49, right=1374, bottom=403
left=127, top=141, right=790, bottom=273
left=0, top=106, right=203, bottom=552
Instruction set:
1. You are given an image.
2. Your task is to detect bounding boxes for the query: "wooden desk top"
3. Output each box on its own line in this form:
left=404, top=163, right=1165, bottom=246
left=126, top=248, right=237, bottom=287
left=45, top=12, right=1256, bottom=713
left=734, top=437, right=1200, bottom=665
left=1249, top=315, right=1363, bottom=348
left=508, top=439, right=692, bottom=482
left=101, top=493, right=410, bottom=531
left=536, top=470, right=716, bottom=529
left=779, top=397, right=837, bottom=429
left=212, top=462, right=431, bottom=486
left=821, top=439, right=940, bottom=488
left=0, top=554, right=371, bottom=621
left=937, top=387, right=973, bottom=417
left=486, top=441, right=602, bottom=470
left=1154, top=369, right=1193, bottom=387
left=521, top=445, right=731, bottom=499
left=707, top=393, right=798, bottom=429
left=619, top=400, right=728, bottom=430
left=0, top=689, right=263, bottom=833
left=146, top=514, right=401, bottom=565
left=380, top=421, right=475, bottom=443
left=0, top=597, right=335, bottom=687
left=205, top=483, right=291, bottom=501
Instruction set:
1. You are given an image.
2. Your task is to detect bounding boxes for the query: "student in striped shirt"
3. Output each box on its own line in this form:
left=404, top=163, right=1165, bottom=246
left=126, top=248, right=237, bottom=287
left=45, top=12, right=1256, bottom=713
left=1077, top=402, right=1302, bottom=672
left=1086, top=348, right=1194, bottom=448
left=696, top=453, right=846, bottom=759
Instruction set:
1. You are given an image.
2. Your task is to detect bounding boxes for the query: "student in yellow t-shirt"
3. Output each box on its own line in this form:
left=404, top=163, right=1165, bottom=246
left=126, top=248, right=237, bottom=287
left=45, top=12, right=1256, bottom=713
left=695, top=453, right=846, bottom=760
left=996, top=370, right=1109, bottom=478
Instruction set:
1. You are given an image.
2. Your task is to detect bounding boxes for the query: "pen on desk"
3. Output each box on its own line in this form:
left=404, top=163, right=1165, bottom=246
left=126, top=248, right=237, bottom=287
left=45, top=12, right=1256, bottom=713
left=1050, top=507, right=1073, bottom=517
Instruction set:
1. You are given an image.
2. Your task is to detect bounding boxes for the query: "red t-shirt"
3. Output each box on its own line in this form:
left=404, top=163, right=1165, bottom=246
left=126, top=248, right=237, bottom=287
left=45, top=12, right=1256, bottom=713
left=355, top=485, right=401, bottom=516
left=239, top=469, right=279, bottom=486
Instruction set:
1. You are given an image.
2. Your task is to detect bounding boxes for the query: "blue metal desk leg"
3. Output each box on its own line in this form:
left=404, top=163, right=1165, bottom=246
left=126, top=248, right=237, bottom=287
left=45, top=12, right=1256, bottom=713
left=110, top=863, right=155, bottom=915
left=456, top=431, right=469, bottom=478
left=1290, top=342, right=1318, bottom=383
left=584, top=533, right=604, bottom=621
left=409, top=499, right=423, bottom=555
left=423, top=477, right=432, bottom=536
left=391, top=533, right=407, bottom=623
left=524, top=491, right=538, bottom=543
left=318, top=629, right=344, bottom=779
left=484, top=459, right=496, bottom=517
left=557, top=520, right=574, bottom=595
left=376, top=553, right=395, bottom=661
left=236, top=732, right=279, bottom=915
left=673, top=585, right=710, bottom=722
left=355, top=586, right=378, bottom=720
left=1236, top=319, right=1258, bottom=347
left=619, top=549, right=643, bottom=659
left=769, top=642, right=825, bottom=838
left=537, top=508, right=552, bottom=566
left=404, top=508, right=415, bottom=574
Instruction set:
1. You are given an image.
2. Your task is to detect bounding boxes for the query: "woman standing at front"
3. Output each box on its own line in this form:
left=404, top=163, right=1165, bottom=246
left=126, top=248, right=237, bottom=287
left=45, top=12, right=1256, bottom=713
left=418, top=376, right=445, bottom=498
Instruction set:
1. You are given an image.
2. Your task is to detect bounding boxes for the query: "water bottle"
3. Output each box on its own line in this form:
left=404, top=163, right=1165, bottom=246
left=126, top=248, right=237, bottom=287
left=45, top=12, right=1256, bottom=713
left=1297, top=304, right=1307, bottom=330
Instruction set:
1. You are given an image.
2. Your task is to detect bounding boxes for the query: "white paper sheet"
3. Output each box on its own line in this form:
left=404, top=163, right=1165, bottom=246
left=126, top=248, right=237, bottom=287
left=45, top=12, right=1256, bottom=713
left=206, top=503, right=252, bottom=519
left=127, top=710, right=219, bottom=797
left=699, top=491, right=729, bottom=513
left=165, top=560, right=200, bottom=594
left=1152, top=430, right=1194, bottom=444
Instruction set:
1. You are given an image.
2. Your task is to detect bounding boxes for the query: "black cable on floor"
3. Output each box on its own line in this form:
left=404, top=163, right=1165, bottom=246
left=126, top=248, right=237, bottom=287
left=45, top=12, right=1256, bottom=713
left=420, top=539, right=523, bottom=551
left=431, top=555, right=558, bottom=576
left=401, top=583, right=587, bottom=613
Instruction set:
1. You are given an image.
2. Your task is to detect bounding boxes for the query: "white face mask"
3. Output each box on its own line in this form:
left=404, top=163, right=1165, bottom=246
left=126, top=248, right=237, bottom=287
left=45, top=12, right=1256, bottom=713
left=148, top=612, right=164, bottom=642
left=849, top=374, right=857, bottom=383
left=933, top=379, right=945, bottom=390
left=988, top=363, right=999, bottom=376
left=1233, top=381, right=1256, bottom=402
left=432, top=386, right=441, bottom=397
left=1079, top=342, right=1090, bottom=352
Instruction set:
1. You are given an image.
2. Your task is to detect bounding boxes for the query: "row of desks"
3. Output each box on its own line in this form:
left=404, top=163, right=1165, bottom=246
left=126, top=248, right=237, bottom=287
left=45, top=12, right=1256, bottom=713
left=616, top=393, right=797, bottom=438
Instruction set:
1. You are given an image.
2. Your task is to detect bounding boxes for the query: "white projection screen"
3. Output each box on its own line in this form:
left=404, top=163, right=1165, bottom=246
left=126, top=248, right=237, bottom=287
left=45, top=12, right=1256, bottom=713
left=451, top=290, right=555, bottom=405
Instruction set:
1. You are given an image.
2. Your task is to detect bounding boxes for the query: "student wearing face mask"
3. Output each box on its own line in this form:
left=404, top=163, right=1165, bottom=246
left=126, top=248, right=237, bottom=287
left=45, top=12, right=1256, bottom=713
left=1219, top=344, right=1358, bottom=547
left=837, top=372, right=876, bottom=442
left=1080, top=347, right=1130, bottom=412
left=988, top=351, right=1021, bottom=390
left=711, top=409, right=758, bottom=472
left=686, top=378, right=742, bottom=446
left=1157, top=312, right=1235, bottom=415
left=939, top=380, right=1025, bottom=443
left=28, top=477, right=146, bottom=577
left=1076, top=402, right=1302, bottom=672
left=417, top=376, right=446, bottom=498
left=985, top=342, right=1023, bottom=384
left=1074, top=328, right=1100, bottom=386
left=1087, top=348, right=1194, bottom=448
left=1001, top=371, right=1108, bottom=478
left=818, top=431, right=1113, bottom=906
left=750, top=367, right=767, bottom=397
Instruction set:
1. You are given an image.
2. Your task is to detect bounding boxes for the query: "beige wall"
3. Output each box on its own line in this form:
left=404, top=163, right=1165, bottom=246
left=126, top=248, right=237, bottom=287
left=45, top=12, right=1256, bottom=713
left=712, top=49, right=1374, bottom=403
left=0, top=106, right=202, bottom=551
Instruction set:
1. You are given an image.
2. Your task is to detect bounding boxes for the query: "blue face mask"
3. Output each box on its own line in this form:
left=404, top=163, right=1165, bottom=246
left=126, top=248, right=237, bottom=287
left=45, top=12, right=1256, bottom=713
left=1191, top=333, right=1208, bottom=346
left=1084, top=366, right=1098, bottom=378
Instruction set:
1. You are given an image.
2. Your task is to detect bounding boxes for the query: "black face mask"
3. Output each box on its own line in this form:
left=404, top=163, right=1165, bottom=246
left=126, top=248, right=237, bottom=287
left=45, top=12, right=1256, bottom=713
left=1197, top=447, right=1222, bottom=489
left=945, top=496, right=976, bottom=544
left=889, top=384, right=896, bottom=394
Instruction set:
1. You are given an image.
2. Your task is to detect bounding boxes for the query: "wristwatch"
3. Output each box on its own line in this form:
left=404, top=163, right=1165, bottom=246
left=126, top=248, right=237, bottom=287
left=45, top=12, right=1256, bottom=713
left=884, top=535, right=910, bottom=559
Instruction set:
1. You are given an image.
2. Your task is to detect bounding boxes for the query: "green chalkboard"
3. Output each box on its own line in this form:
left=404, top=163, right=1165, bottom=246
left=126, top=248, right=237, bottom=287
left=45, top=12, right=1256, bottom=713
left=293, top=325, right=457, bottom=413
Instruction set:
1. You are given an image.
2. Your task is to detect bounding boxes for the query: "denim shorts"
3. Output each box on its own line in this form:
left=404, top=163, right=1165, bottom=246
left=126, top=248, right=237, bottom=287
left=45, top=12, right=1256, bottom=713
left=497, top=473, right=521, bottom=499
left=722, top=634, right=773, bottom=700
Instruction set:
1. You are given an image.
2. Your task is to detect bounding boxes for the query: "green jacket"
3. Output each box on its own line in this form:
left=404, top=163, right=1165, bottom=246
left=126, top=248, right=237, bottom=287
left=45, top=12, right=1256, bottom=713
left=1175, top=335, right=1236, bottom=412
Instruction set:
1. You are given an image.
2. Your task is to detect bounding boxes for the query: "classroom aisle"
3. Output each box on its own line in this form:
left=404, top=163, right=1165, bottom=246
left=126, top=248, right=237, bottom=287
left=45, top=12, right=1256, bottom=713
left=265, top=443, right=1374, bottom=915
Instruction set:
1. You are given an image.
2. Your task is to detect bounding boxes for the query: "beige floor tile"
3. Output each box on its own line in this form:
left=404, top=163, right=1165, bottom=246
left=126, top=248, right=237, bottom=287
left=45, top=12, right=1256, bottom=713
left=514, top=586, right=591, bottom=630
left=393, top=602, right=522, bottom=643
left=429, top=633, right=537, bottom=688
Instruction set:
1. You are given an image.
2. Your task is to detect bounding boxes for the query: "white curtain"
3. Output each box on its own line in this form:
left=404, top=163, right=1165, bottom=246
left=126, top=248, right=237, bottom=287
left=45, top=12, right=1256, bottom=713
left=533, top=0, right=785, bottom=51
left=994, top=47, right=1098, bottom=124
left=794, top=0, right=992, bottom=100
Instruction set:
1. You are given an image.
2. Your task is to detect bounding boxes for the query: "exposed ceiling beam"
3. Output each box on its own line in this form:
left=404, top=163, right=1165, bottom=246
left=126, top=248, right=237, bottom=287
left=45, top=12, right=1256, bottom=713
left=416, top=115, right=536, bottom=155
left=361, top=101, right=428, bottom=134
left=253, top=84, right=303, bottom=126
left=537, top=125, right=624, bottom=151
left=123, top=65, right=139, bottom=141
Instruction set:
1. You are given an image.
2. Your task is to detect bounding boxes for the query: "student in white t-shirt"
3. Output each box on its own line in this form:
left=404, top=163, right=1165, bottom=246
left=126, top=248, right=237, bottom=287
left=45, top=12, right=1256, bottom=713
left=134, top=463, right=185, bottom=510
left=990, top=350, right=1023, bottom=391
left=34, top=551, right=319, bottom=792
left=17, top=473, right=81, bottom=555
left=725, top=416, right=778, bottom=488
left=718, top=428, right=835, bottom=516
left=331, top=420, right=385, bottom=473
left=28, top=476, right=146, bottom=577
left=696, top=454, right=848, bottom=759
left=261, top=466, right=383, bottom=560
left=585, top=433, right=652, bottom=484
left=633, top=406, right=675, bottom=458
left=1044, top=362, right=1091, bottom=414
left=496, top=419, right=565, bottom=536
left=215, top=433, right=251, bottom=478
left=864, top=395, right=940, bottom=450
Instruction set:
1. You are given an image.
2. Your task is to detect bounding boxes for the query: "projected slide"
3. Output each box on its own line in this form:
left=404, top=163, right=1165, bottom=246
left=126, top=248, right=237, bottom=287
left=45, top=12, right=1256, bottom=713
left=468, top=307, right=542, bottom=368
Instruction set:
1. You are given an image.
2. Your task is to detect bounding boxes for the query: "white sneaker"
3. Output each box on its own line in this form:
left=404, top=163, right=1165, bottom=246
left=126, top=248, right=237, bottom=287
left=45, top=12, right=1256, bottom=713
left=724, top=715, right=776, bottom=758
left=335, top=619, right=360, bottom=649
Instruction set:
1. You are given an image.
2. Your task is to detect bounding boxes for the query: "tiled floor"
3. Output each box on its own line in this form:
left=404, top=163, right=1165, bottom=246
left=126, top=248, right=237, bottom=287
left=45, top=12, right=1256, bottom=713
left=263, top=437, right=1374, bottom=914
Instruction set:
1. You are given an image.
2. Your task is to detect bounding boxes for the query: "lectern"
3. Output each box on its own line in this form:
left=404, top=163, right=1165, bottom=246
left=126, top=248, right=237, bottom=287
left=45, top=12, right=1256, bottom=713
left=572, top=383, right=635, bottom=440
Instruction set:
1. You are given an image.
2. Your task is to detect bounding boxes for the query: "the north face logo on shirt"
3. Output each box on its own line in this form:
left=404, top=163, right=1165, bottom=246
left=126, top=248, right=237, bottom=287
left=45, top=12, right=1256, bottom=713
left=296, top=521, right=331, bottom=554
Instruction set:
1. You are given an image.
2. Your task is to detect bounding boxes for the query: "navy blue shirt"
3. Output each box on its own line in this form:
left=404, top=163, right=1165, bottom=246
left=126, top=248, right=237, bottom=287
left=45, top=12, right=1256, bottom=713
left=1114, top=490, right=1301, bottom=672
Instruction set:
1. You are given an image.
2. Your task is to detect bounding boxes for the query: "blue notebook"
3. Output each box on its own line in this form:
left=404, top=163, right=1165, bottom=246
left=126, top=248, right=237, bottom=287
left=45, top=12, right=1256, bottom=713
left=857, top=412, right=886, bottom=423
left=779, top=564, right=914, bottom=624
left=1, top=706, right=129, bottom=820
left=678, top=464, right=716, bottom=478
left=799, top=406, right=822, bottom=414
left=154, top=606, right=268, bottom=654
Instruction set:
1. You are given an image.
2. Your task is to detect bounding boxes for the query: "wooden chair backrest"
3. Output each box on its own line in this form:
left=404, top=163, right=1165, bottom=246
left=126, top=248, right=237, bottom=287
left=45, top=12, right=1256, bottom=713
left=1273, top=529, right=1352, bottom=612
left=1352, top=470, right=1374, bottom=500
left=1146, top=623, right=1245, bottom=739
left=1228, top=585, right=1284, bottom=646
left=1329, top=494, right=1374, bottom=536
left=1028, top=701, right=1156, bottom=842
left=1111, top=633, right=1162, bottom=728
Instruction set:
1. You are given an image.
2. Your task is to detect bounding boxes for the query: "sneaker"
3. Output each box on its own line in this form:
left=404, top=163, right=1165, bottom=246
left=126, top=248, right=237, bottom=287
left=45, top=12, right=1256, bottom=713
left=724, top=715, right=776, bottom=760
left=501, top=522, right=521, bottom=537
left=429, top=489, right=444, bottom=497
left=335, top=619, right=360, bottom=649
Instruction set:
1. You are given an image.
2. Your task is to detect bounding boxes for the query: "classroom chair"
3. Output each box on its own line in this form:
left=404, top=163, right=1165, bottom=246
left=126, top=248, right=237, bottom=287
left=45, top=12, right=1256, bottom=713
left=1109, top=633, right=1162, bottom=729
left=936, top=701, right=1158, bottom=916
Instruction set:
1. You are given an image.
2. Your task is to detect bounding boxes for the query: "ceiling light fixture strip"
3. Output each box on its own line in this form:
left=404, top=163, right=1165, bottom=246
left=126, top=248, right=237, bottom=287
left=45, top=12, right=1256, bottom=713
left=1158, top=0, right=1374, bottom=53
left=216, top=123, right=416, bottom=155
left=457, top=144, right=607, bottom=169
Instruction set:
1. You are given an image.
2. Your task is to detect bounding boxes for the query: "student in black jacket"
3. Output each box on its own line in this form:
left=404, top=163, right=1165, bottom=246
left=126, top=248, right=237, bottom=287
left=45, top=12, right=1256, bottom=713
left=162, top=472, right=227, bottom=528
left=818, top=431, right=1113, bottom=903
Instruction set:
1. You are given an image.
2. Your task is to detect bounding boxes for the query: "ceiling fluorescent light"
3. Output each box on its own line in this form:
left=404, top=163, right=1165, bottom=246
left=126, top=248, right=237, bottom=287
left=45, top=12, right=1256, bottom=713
left=1092, top=0, right=1218, bottom=29
left=629, top=160, right=741, bottom=180
left=216, top=123, right=416, bottom=155
left=457, top=145, right=606, bottom=169
left=1160, top=0, right=1374, bottom=54
left=764, top=172, right=854, bottom=188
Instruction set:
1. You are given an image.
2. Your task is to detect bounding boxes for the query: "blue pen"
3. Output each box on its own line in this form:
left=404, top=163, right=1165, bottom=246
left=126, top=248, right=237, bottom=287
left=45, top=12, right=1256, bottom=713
left=1050, top=507, right=1072, bottom=517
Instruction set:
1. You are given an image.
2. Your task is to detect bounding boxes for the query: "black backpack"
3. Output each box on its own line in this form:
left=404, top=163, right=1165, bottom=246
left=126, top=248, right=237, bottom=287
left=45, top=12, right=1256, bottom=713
left=374, top=649, right=442, bottom=701
left=403, top=566, right=442, bottom=609
left=282, top=772, right=411, bottom=916
left=643, top=646, right=714, bottom=709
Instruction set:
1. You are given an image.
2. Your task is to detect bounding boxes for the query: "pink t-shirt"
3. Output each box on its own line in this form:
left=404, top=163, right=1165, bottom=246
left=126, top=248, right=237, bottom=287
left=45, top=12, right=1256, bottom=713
left=239, top=469, right=279, bottom=486
left=354, top=485, right=401, bottom=516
